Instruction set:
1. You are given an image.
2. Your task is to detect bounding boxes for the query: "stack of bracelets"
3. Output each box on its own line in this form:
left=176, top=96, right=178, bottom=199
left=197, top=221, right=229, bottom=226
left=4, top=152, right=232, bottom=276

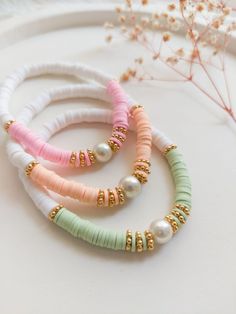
left=0, top=61, right=191, bottom=253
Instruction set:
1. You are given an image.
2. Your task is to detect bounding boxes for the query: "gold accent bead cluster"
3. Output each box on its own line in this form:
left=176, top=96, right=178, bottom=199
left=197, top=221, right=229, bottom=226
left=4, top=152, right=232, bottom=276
left=144, top=230, right=155, bottom=251
left=4, top=120, right=15, bottom=132
left=133, top=159, right=151, bottom=184
left=107, top=126, right=127, bottom=152
left=69, top=150, right=96, bottom=167
left=97, top=187, right=126, bottom=207
left=165, top=203, right=191, bottom=233
left=48, top=204, right=64, bottom=221
left=164, top=144, right=177, bottom=155
left=125, top=229, right=155, bottom=252
left=25, top=161, right=39, bottom=176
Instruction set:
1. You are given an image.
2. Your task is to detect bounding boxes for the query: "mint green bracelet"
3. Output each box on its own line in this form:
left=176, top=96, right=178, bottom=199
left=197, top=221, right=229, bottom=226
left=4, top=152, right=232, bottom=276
left=48, top=147, right=191, bottom=252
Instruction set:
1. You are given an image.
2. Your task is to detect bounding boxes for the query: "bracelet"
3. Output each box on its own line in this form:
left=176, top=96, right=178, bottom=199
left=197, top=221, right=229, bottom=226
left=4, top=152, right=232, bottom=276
left=8, top=89, right=152, bottom=207
left=8, top=108, right=191, bottom=253
left=0, top=62, right=130, bottom=167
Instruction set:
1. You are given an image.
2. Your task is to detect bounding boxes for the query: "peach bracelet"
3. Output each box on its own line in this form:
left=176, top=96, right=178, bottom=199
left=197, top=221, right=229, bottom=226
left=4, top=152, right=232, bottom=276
left=25, top=105, right=152, bottom=207
left=0, top=62, right=130, bottom=167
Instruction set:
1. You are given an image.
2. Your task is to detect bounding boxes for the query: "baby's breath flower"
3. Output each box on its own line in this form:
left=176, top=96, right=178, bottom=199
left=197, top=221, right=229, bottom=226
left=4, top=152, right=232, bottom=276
left=120, top=26, right=127, bottom=33
left=171, top=20, right=181, bottom=31
left=141, top=17, right=150, bottom=27
left=167, top=3, right=176, bottom=11
left=196, top=2, right=205, bottom=12
left=222, top=7, right=231, bottom=16
left=163, top=32, right=171, bottom=42
left=210, top=35, right=217, bottom=45
left=127, top=68, right=136, bottom=77
left=126, top=0, right=132, bottom=8
left=134, top=24, right=143, bottom=34
left=152, top=53, right=160, bottom=60
left=166, top=56, right=179, bottom=65
left=208, top=1, right=216, bottom=12
left=161, top=12, right=169, bottom=19
left=120, top=72, right=130, bottom=82
left=168, top=16, right=176, bottom=24
left=141, top=0, right=148, bottom=5
left=105, top=34, right=112, bottom=43
left=104, top=22, right=114, bottom=29
left=211, top=19, right=221, bottom=29
left=179, top=0, right=187, bottom=10
left=176, top=48, right=185, bottom=57
left=115, top=6, right=122, bottom=13
left=119, top=15, right=126, bottom=23
left=186, top=29, right=199, bottom=41
left=152, top=12, right=159, bottom=19
left=152, top=21, right=160, bottom=30
left=135, top=57, right=144, bottom=64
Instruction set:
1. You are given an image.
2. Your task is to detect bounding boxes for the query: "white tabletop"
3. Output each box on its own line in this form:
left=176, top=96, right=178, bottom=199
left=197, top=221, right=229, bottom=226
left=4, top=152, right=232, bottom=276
left=0, top=4, right=235, bottom=314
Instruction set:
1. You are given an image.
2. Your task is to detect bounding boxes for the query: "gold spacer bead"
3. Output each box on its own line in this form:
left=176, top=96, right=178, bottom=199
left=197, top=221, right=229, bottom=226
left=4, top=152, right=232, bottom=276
left=130, top=104, right=144, bottom=116
left=112, top=126, right=127, bottom=135
left=48, top=204, right=64, bottom=221
left=163, top=144, right=177, bottom=155
left=133, top=171, right=148, bottom=184
left=135, top=231, right=143, bottom=253
left=115, top=187, right=126, bottom=205
left=108, top=189, right=116, bottom=208
left=87, top=149, right=96, bottom=164
left=4, top=120, right=15, bottom=132
left=69, top=151, right=77, bottom=167
left=97, top=190, right=105, bottom=207
left=175, top=203, right=190, bottom=216
left=134, top=165, right=151, bottom=174
left=126, top=230, right=132, bottom=251
left=136, top=159, right=151, bottom=167
left=144, top=230, right=155, bottom=251
left=79, top=151, right=86, bottom=167
left=178, top=215, right=186, bottom=224
left=25, top=161, right=39, bottom=176
left=107, top=139, right=120, bottom=152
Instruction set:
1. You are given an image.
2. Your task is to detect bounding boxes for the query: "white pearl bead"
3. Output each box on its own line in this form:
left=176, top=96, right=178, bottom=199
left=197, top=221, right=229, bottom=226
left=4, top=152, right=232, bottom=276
left=149, top=219, right=173, bottom=244
left=93, top=143, right=112, bottom=163
left=119, top=176, right=141, bottom=198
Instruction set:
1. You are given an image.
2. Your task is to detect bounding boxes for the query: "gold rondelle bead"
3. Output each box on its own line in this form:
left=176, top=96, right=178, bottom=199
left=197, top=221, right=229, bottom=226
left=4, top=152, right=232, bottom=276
left=163, top=144, right=177, bottom=155
left=133, top=171, right=148, bottom=184
left=87, top=149, right=96, bottom=164
left=97, top=190, right=105, bottom=207
left=79, top=151, right=86, bottom=167
left=135, top=231, right=143, bottom=253
left=108, top=189, right=116, bottom=208
left=130, top=104, right=144, bottom=116
left=134, top=164, right=151, bottom=174
left=25, top=161, right=39, bottom=176
left=126, top=230, right=132, bottom=251
left=144, top=230, right=155, bottom=251
left=113, top=126, right=127, bottom=135
left=136, top=159, right=151, bottom=167
left=48, top=204, right=64, bottom=221
left=69, top=151, right=77, bottom=167
left=175, top=203, right=190, bottom=216
left=4, top=120, right=15, bottom=132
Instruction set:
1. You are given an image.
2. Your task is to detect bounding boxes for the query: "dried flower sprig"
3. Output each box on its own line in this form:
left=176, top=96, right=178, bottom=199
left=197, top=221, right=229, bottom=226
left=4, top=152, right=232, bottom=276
left=104, top=0, right=236, bottom=122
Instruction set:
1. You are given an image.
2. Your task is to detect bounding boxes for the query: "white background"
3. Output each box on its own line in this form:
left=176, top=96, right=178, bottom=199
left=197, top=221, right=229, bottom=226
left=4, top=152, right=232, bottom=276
left=0, top=3, right=236, bottom=314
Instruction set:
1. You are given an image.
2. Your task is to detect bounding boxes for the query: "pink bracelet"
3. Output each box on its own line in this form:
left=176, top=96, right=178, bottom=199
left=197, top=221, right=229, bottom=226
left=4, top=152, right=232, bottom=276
left=26, top=105, right=152, bottom=207
left=5, top=80, right=129, bottom=167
